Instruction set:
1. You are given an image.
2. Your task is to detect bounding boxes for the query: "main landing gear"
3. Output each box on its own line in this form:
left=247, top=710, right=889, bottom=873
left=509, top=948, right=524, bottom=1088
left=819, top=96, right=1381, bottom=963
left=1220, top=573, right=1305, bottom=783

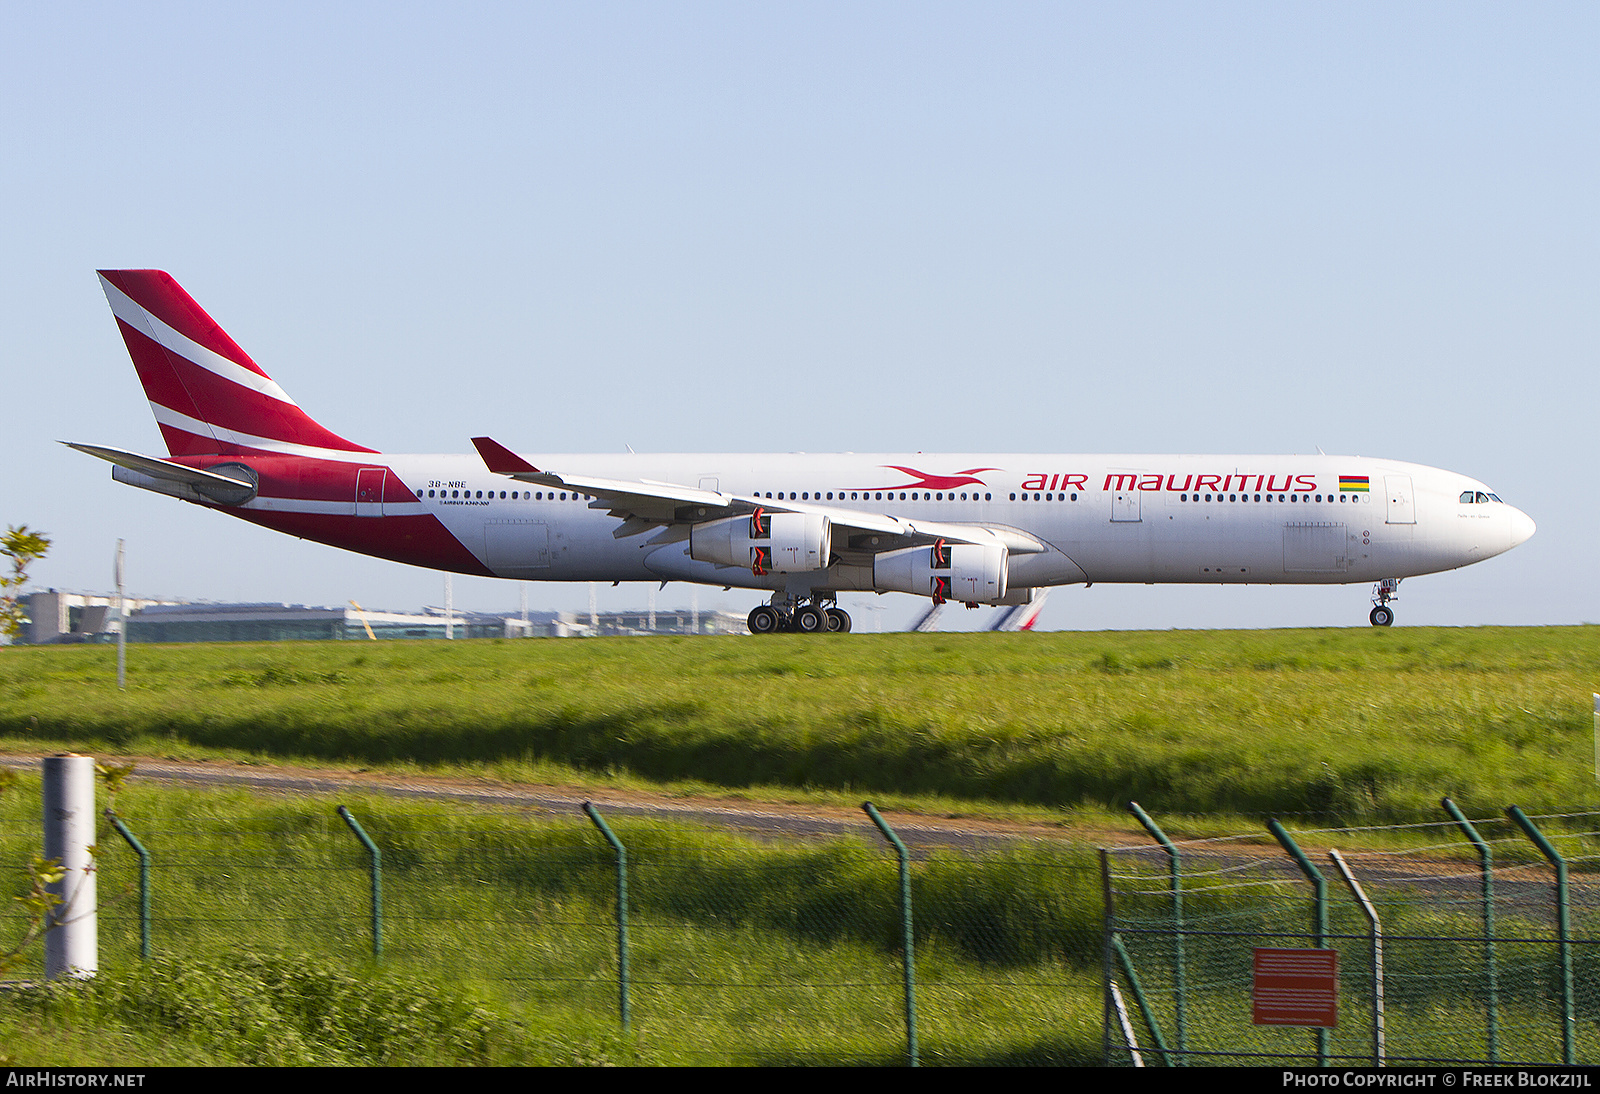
left=1369, top=578, right=1400, bottom=627
left=747, top=596, right=853, bottom=635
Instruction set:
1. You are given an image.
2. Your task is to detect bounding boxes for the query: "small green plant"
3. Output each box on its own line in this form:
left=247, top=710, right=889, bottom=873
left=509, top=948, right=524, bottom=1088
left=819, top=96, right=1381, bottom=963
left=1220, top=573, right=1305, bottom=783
left=0, top=762, right=136, bottom=979
left=0, top=769, right=65, bottom=978
left=0, top=525, right=51, bottom=642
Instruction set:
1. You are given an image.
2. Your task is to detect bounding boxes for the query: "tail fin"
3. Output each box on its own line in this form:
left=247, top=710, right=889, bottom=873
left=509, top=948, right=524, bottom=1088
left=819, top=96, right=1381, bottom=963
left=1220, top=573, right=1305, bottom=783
left=97, top=270, right=375, bottom=457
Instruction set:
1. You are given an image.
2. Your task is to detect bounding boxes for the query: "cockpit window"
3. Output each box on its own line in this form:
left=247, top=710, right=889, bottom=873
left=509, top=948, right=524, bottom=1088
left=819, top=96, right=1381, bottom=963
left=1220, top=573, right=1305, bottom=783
left=1460, top=490, right=1505, bottom=504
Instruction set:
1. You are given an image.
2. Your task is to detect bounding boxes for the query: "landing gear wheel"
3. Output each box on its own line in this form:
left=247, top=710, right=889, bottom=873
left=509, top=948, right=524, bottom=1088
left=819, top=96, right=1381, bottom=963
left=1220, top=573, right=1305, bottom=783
left=1369, top=605, right=1394, bottom=628
left=794, top=604, right=827, bottom=633
left=748, top=605, right=781, bottom=635
left=825, top=607, right=852, bottom=633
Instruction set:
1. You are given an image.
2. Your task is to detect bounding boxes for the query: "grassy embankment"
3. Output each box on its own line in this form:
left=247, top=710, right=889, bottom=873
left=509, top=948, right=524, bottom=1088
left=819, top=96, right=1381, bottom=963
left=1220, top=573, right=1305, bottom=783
left=1, top=627, right=1596, bottom=1065
left=0, top=626, right=1596, bottom=826
left=0, top=777, right=1101, bottom=1065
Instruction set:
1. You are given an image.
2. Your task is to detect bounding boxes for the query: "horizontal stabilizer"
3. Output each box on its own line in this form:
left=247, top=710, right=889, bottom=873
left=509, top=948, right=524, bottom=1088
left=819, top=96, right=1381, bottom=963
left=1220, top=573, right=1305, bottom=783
left=64, top=441, right=258, bottom=506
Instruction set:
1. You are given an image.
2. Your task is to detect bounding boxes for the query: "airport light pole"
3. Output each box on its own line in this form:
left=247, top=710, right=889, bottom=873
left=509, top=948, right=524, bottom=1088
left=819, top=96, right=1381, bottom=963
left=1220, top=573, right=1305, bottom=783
left=115, top=540, right=125, bottom=690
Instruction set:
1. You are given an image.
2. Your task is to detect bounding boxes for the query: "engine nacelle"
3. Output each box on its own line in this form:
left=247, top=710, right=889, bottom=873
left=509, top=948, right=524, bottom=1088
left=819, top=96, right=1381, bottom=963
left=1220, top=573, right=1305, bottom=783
left=690, top=511, right=831, bottom=573
left=874, top=541, right=1009, bottom=603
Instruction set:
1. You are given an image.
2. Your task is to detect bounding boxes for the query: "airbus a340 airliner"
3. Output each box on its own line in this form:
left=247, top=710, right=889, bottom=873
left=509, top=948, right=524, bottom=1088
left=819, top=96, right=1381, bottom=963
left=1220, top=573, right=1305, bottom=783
left=69, top=271, right=1534, bottom=633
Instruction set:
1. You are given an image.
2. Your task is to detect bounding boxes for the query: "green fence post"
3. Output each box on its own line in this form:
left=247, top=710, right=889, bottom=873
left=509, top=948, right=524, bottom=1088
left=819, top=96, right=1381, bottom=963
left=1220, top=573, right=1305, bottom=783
left=1507, top=805, right=1573, bottom=1065
left=1101, top=848, right=1175, bottom=1065
left=1111, top=934, right=1174, bottom=1066
left=1268, top=818, right=1329, bottom=1067
left=862, top=801, right=917, bottom=1067
left=582, top=802, right=630, bottom=1033
left=1442, top=798, right=1498, bottom=1063
left=1129, top=801, right=1186, bottom=1065
left=104, top=809, right=150, bottom=960
left=336, top=806, right=382, bottom=962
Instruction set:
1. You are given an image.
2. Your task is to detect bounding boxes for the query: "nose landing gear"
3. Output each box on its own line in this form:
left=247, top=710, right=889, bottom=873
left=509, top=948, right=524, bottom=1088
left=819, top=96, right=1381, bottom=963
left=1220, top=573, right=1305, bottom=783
left=1369, top=578, right=1400, bottom=627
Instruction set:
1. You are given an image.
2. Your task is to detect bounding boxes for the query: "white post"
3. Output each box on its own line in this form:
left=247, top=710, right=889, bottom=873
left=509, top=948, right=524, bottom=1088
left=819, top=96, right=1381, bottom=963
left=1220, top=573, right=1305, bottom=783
left=1593, top=694, right=1598, bottom=783
left=445, top=575, right=454, bottom=640
left=691, top=589, right=700, bottom=634
left=114, top=540, right=125, bottom=690
left=589, top=582, right=598, bottom=634
left=42, top=754, right=97, bottom=980
left=648, top=584, right=657, bottom=633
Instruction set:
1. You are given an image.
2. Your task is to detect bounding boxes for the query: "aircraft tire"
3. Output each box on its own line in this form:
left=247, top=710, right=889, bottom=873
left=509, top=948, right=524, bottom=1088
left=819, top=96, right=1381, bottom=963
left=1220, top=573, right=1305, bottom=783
left=748, top=605, right=781, bottom=635
left=1369, top=605, right=1394, bottom=627
left=826, top=607, right=851, bottom=633
left=794, top=605, right=827, bottom=633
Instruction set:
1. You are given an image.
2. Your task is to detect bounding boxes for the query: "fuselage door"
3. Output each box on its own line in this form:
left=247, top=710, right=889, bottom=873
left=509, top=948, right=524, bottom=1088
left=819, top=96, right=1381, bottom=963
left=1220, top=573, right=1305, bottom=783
left=355, top=468, right=386, bottom=517
left=1385, top=475, right=1416, bottom=525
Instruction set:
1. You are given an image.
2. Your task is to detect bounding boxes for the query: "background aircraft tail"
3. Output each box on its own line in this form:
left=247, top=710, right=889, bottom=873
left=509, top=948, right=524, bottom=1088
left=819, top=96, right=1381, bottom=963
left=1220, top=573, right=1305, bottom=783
left=97, top=270, right=375, bottom=457
left=988, top=589, right=1048, bottom=631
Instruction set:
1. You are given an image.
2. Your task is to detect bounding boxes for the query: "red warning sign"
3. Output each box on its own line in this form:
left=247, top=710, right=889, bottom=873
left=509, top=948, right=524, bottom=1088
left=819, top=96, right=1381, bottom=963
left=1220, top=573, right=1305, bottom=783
left=1252, top=948, right=1338, bottom=1027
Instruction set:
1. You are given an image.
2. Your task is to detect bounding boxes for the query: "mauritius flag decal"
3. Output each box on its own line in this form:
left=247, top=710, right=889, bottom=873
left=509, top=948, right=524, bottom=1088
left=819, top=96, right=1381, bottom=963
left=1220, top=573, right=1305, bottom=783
left=1339, top=475, right=1370, bottom=493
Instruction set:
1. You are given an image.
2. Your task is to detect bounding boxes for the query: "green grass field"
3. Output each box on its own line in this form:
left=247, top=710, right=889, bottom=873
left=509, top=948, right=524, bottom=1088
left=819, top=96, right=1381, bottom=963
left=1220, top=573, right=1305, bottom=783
left=0, top=777, right=1102, bottom=1065
left=1, top=626, right=1596, bottom=1065
left=1, top=626, right=1596, bottom=826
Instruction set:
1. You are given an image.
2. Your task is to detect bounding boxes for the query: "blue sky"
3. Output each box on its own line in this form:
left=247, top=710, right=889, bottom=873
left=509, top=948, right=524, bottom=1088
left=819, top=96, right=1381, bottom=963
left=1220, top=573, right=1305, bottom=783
left=3, top=3, right=1594, bottom=631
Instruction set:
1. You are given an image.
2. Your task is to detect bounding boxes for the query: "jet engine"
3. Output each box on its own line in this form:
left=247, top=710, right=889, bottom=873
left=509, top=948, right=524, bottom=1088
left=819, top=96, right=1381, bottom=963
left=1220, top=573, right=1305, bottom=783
left=874, top=540, right=1009, bottom=603
left=690, top=511, right=831, bottom=573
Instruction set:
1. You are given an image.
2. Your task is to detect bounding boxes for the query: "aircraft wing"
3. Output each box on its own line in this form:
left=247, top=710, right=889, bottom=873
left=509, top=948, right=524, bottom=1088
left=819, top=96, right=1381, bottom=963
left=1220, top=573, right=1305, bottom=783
left=470, top=436, right=1045, bottom=554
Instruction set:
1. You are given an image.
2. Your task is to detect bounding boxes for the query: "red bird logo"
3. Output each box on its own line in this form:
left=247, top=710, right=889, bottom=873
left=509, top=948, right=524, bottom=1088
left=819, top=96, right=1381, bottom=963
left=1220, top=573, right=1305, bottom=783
left=853, top=466, right=1000, bottom=492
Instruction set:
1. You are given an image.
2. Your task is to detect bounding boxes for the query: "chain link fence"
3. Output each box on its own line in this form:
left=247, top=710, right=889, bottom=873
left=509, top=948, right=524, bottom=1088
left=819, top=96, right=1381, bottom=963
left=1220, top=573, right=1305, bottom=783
left=1103, top=807, right=1600, bottom=1067
left=0, top=789, right=1103, bottom=1065
left=10, top=774, right=1592, bottom=1065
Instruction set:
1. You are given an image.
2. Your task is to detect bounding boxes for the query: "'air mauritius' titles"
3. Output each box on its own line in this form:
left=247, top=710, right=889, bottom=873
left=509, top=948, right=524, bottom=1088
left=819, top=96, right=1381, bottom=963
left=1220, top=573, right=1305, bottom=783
left=1022, top=472, right=1321, bottom=493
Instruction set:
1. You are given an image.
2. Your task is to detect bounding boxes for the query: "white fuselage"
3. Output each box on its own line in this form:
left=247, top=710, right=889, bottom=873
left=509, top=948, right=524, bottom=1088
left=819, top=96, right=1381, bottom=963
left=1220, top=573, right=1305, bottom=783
left=367, top=452, right=1533, bottom=595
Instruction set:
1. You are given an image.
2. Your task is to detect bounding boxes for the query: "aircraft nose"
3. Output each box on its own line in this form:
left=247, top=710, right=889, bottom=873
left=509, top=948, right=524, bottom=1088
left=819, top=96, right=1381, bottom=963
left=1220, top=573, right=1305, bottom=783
left=1508, top=506, right=1536, bottom=549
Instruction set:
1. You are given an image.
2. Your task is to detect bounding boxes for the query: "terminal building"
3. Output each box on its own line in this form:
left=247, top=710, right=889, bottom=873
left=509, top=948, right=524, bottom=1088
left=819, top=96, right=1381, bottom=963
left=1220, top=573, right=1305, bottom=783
left=21, top=590, right=179, bottom=644
left=16, top=591, right=748, bottom=644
